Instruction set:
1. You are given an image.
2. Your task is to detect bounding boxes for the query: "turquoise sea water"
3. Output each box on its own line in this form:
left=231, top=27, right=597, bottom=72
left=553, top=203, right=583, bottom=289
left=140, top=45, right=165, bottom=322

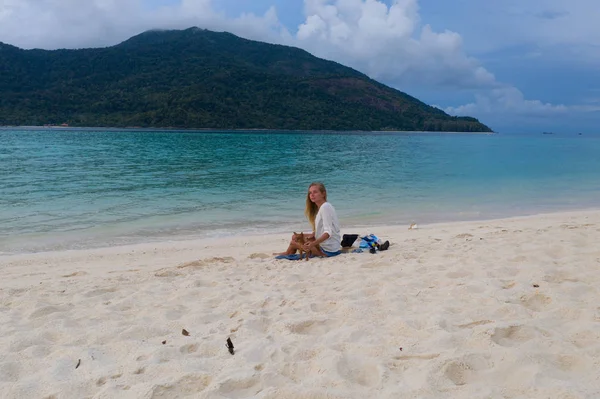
left=1, top=128, right=600, bottom=254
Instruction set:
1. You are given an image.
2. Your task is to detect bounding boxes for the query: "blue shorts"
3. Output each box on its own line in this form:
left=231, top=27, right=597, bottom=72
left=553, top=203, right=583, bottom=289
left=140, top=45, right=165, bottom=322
left=275, top=249, right=342, bottom=260
left=322, top=249, right=342, bottom=257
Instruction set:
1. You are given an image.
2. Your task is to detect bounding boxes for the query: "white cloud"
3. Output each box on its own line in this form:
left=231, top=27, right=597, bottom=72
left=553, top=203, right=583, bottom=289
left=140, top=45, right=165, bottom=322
left=420, top=1, right=600, bottom=63
left=296, top=0, right=497, bottom=89
left=0, top=0, right=288, bottom=49
left=0, top=0, right=143, bottom=49
left=444, top=87, right=569, bottom=117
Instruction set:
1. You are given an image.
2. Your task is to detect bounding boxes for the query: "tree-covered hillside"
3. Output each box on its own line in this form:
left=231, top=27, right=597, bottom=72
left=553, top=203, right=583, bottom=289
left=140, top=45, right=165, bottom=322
left=0, top=28, right=492, bottom=132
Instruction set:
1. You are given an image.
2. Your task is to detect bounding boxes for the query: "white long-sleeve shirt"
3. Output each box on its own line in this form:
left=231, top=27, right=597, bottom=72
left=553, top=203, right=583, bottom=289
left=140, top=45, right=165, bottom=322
left=315, top=202, right=341, bottom=252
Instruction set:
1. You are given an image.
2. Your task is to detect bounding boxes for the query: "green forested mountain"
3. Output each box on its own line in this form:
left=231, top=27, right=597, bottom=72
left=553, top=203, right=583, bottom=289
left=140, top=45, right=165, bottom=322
left=0, top=28, right=492, bottom=132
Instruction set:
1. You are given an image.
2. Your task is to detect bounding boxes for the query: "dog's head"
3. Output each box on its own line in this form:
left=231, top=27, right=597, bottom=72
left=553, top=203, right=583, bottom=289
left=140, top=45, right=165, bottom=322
left=294, top=232, right=305, bottom=244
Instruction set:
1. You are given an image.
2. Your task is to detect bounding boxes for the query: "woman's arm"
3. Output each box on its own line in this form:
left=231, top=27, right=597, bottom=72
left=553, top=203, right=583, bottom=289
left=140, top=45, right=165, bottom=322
left=305, top=232, right=329, bottom=249
left=317, top=204, right=338, bottom=242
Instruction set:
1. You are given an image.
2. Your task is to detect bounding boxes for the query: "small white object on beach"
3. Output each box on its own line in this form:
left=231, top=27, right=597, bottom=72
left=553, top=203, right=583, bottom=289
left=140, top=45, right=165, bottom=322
left=408, top=223, right=418, bottom=230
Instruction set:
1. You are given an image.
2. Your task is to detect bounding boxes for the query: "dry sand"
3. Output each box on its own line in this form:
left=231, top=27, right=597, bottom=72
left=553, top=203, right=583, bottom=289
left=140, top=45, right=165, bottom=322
left=1, top=210, right=600, bottom=398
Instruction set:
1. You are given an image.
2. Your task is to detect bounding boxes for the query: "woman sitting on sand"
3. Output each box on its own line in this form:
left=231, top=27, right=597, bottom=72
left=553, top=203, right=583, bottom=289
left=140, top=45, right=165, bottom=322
left=278, top=182, right=342, bottom=258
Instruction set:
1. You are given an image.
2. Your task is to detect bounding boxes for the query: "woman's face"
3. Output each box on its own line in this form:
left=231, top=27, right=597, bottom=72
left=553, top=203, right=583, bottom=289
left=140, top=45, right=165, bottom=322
left=308, top=185, right=325, bottom=204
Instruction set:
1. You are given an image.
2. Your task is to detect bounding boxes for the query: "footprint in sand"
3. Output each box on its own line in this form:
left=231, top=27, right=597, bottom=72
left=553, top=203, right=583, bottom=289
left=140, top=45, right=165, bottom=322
left=287, top=319, right=339, bottom=335
left=446, top=271, right=471, bottom=279
left=310, top=301, right=337, bottom=313
left=177, top=260, right=207, bottom=270
left=248, top=253, right=270, bottom=260
left=394, top=353, right=440, bottom=361
left=543, top=272, right=579, bottom=284
left=560, top=224, right=579, bottom=230
left=246, top=317, right=271, bottom=333
left=96, top=373, right=122, bottom=386
left=262, top=390, right=346, bottom=399
left=534, top=354, right=589, bottom=376
left=551, top=354, right=588, bottom=373
left=165, top=306, right=188, bottom=321
left=179, top=344, right=198, bottom=354
left=62, top=271, right=88, bottom=278
left=0, top=361, right=22, bottom=383
left=194, top=279, right=218, bottom=288
left=178, top=257, right=235, bottom=270
left=195, top=344, right=220, bottom=358
left=362, top=286, right=382, bottom=296
left=443, top=354, right=493, bottom=386
left=337, top=356, right=381, bottom=387
left=361, top=260, right=387, bottom=269
left=458, top=320, right=494, bottom=329
left=154, top=269, right=182, bottom=278
left=295, top=349, right=320, bottom=361
left=455, top=233, right=473, bottom=239
left=491, top=325, right=536, bottom=347
left=570, top=330, right=600, bottom=348
left=280, top=362, right=304, bottom=383
left=546, top=246, right=566, bottom=259
left=508, top=255, right=528, bottom=263
left=23, top=345, right=52, bottom=358
left=83, top=287, right=118, bottom=297
left=28, top=305, right=72, bottom=319
left=520, top=292, right=552, bottom=311
left=215, top=375, right=261, bottom=396
left=149, top=374, right=212, bottom=398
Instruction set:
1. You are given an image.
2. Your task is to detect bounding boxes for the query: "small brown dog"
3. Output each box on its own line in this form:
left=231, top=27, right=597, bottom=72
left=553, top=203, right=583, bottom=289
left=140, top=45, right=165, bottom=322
left=294, top=232, right=314, bottom=261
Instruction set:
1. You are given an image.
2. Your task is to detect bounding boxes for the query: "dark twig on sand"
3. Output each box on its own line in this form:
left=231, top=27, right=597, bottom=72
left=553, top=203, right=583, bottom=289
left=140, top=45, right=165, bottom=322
left=226, top=338, right=235, bottom=355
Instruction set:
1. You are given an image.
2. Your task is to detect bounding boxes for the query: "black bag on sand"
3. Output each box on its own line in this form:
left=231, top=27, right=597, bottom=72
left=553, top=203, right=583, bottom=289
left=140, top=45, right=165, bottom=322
left=341, top=234, right=359, bottom=248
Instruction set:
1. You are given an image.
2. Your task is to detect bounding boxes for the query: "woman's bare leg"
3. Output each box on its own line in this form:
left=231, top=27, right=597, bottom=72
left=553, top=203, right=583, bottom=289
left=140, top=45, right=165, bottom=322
left=277, top=243, right=324, bottom=258
left=274, top=235, right=303, bottom=256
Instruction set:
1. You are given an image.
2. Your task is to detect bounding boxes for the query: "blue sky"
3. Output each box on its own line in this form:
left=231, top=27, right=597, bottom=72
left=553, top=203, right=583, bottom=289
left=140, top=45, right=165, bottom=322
left=1, top=0, right=598, bottom=133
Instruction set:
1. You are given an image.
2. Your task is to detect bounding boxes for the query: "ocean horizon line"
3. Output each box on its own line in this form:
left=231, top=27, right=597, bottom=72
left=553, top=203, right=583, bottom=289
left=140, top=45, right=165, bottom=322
left=0, top=125, right=493, bottom=135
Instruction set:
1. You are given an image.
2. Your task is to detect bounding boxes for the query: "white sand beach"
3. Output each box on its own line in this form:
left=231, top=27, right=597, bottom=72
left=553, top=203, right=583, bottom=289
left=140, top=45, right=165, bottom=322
left=1, top=210, right=600, bottom=398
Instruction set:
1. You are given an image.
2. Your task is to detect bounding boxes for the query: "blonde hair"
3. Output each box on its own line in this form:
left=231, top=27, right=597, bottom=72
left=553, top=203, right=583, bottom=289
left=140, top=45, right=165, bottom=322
left=304, top=182, right=327, bottom=231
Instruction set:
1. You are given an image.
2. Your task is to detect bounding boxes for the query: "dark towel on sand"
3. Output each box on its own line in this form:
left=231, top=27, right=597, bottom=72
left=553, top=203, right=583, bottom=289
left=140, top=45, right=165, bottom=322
left=341, top=234, right=359, bottom=248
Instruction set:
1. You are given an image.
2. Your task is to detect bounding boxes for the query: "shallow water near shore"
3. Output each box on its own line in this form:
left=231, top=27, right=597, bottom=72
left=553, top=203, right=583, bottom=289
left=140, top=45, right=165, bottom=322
left=1, top=128, right=599, bottom=253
